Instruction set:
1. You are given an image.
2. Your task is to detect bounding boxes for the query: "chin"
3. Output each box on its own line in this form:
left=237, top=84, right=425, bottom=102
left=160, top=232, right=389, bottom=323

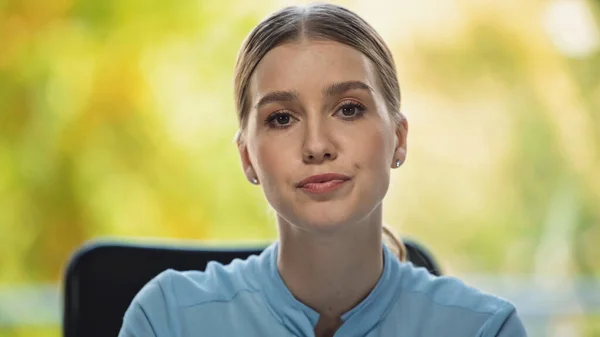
left=291, top=202, right=365, bottom=234
left=269, top=183, right=382, bottom=234
left=301, top=216, right=353, bottom=233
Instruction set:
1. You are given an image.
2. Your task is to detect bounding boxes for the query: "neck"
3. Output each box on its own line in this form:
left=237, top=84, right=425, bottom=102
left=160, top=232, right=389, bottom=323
left=276, top=207, right=384, bottom=319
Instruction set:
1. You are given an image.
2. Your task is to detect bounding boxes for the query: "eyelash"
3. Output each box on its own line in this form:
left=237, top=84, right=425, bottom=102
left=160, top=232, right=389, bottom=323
left=264, top=100, right=367, bottom=129
left=338, top=100, right=367, bottom=120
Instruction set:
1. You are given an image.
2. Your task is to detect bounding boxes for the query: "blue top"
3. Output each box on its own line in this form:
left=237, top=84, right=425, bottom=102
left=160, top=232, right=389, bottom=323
left=119, top=242, right=527, bottom=336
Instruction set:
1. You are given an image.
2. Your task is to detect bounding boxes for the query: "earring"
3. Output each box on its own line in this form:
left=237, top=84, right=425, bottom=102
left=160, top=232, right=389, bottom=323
left=251, top=177, right=259, bottom=185
left=396, top=159, right=402, bottom=168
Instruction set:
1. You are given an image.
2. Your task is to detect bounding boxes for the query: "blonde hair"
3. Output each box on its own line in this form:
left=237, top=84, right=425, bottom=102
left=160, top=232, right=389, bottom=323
left=382, top=225, right=407, bottom=262
left=233, top=3, right=407, bottom=261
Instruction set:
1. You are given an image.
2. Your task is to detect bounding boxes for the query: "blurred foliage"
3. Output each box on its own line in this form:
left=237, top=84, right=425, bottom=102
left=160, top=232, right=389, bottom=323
left=0, top=327, right=58, bottom=337
left=1, top=0, right=276, bottom=284
left=1, top=0, right=599, bottom=335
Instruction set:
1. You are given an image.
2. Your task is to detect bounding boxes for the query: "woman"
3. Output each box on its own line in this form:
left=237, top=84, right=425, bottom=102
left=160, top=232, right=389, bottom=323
left=119, top=3, right=527, bottom=337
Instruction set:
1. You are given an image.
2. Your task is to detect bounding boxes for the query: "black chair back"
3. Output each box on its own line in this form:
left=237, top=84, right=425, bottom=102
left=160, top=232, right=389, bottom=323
left=62, top=238, right=440, bottom=337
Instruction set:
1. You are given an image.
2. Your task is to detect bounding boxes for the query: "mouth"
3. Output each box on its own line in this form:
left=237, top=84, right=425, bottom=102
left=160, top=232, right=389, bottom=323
left=296, top=173, right=351, bottom=194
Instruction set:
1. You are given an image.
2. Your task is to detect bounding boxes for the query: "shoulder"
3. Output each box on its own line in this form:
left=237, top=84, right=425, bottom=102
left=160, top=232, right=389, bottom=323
left=400, top=263, right=508, bottom=313
left=119, top=255, right=263, bottom=336
left=391, top=263, right=527, bottom=336
left=137, top=255, right=262, bottom=309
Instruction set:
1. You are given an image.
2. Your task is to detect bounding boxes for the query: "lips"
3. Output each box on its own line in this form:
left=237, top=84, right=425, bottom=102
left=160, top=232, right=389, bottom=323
left=296, top=173, right=351, bottom=188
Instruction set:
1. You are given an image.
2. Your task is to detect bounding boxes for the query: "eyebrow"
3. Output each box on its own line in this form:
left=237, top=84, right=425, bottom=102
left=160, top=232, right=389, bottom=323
left=322, top=80, right=374, bottom=97
left=254, top=81, right=374, bottom=110
left=254, top=90, right=299, bottom=110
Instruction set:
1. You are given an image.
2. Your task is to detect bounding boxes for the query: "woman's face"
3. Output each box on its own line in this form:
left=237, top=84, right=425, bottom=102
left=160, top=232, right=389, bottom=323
left=239, top=40, right=407, bottom=233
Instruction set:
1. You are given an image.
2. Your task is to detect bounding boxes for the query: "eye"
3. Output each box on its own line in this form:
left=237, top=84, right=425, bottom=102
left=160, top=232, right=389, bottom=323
left=335, top=101, right=366, bottom=119
left=265, top=111, right=296, bottom=129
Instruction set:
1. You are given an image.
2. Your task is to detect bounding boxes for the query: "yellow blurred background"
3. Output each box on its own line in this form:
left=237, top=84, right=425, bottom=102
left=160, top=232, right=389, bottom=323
left=1, top=0, right=599, bottom=336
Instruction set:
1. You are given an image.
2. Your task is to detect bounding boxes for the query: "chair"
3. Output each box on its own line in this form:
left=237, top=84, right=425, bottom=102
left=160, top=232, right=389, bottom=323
left=62, top=238, right=441, bottom=337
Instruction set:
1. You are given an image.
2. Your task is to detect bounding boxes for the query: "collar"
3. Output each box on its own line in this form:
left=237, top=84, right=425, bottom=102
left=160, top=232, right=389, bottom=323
left=256, top=241, right=403, bottom=337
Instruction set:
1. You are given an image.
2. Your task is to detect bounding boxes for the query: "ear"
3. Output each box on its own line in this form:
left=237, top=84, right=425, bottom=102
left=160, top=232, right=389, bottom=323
left=236, top=131, right=259, bottom=184
left=391, top=113, right=408, bottom=168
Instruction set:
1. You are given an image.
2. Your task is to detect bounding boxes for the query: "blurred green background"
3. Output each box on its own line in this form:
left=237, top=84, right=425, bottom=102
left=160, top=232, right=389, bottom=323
left=1, top=0, right=599, bottom=336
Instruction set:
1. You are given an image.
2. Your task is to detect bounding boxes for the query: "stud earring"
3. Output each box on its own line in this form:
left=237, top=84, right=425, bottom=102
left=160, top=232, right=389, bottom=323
left=396, top=159, right=402, bottom=168
left=251, top=177, right=259, bottom=185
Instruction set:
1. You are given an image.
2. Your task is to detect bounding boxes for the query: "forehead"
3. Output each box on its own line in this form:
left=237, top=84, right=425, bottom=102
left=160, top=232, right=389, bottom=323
left=249, top=40, right=378, bottom=97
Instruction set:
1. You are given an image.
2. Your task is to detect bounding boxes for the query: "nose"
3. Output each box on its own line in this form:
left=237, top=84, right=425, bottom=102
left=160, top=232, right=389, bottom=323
left=301, top=120, right=337, bottom=164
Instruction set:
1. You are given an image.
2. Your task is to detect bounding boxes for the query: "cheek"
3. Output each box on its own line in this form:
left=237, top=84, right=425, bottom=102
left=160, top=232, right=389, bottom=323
left=361, top=126, right=393, bottom=198
left=251, top=136, right=298, bottom=212
left=351, top=123, right=393, bottom=168
left=253, top=137, right=292, bottom=189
